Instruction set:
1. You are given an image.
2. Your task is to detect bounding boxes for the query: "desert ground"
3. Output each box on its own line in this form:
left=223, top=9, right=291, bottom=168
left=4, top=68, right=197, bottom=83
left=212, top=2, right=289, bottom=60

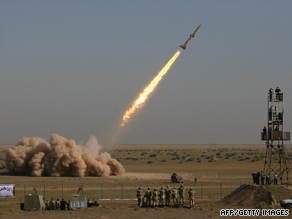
left=1, top=144, right=292, bottom=219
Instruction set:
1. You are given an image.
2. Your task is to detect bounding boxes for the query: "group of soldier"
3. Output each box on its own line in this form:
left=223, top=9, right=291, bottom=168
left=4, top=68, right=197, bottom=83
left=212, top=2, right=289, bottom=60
left=44, top=198, right=69, bottom=210
left=136, top=185, right=195, bottom=208
left=251, top=171, right=278, bottom=185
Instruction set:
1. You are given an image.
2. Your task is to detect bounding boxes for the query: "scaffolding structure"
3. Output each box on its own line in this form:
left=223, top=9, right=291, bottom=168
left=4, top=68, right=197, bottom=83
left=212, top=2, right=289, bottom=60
left=261, top=87, right=291, bottom=184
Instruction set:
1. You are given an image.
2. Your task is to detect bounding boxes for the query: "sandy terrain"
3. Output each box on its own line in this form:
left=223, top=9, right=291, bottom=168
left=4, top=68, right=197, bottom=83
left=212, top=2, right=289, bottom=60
left=117, top=144, right=267, bottom=150
left=0, top=205, right=221, bottom=219
left=1, top=144, right=292, bottom=219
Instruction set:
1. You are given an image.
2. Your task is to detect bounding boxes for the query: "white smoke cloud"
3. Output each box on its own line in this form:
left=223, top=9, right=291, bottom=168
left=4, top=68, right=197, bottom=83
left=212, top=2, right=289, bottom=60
left=5, top=134, right=125, bottom=177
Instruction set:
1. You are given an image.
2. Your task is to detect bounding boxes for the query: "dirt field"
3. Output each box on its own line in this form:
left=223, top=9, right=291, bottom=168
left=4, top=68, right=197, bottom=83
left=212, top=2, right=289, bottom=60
left=0, top=201, right=223, bottom=219
left=1, top=144, right=292, bottom=218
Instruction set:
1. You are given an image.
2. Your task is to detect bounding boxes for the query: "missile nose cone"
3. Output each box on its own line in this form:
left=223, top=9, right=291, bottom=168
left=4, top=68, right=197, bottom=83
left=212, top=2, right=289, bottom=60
left=196, top=24, right=202, bottom=31
left=193, top=24, right=202, bottom=34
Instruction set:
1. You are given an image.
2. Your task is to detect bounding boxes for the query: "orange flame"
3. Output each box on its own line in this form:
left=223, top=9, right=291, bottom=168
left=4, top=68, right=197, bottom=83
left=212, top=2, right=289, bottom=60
left=119, top=50, right=181, bottom=127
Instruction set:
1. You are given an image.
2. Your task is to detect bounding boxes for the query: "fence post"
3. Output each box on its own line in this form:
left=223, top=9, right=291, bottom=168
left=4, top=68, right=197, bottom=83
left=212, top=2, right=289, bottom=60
left=101, top=183, right=103, bottom=199
left=220, top=182, right=222, bottom=198
left=201, top=183, right=203, bottom=199
left=121, top=184, right=124, bottom=199
left=82, top=182, right=84, bottom=196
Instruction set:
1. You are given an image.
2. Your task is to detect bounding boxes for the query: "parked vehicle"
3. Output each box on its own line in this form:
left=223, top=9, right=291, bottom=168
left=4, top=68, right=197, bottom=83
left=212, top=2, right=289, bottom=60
left=171, top=173, right=184, bottom=183
left=280, top=199, right=292, bottom=209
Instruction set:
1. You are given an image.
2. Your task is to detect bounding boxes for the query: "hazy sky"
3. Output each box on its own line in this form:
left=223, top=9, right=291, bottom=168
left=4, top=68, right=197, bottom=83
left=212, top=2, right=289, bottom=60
left=0, top=0, right=291, bottom=145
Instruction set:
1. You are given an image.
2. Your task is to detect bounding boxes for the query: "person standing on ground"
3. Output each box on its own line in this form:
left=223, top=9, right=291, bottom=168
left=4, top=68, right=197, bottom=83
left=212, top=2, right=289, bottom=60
left=172, top=187, right=178, bottom=207
left=188, top=188, right=195, bottom=208
left=274, top=173, right=278, bottom=185
left=165, top=185, right=171, bottom=206
left=136, top=187, right=143, bottom=207
left=251, top=172, right=256, bottom=184
left=60, top=199, right=67, bottom=211
left=145, top=187, right=152, bottom=207
left=152, top=188, right=159, bottom=207
left=265, top=174, right=270, bottom=185
left=159, top=187, right=165, bottom=207
left=260, top=171, right=265, bottom=185
left=178, top=184, right=185, bottom=206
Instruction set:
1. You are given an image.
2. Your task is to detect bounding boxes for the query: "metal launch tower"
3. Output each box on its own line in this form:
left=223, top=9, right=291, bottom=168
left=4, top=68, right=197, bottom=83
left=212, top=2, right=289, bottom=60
left=261, top=87, right=291, bottom=184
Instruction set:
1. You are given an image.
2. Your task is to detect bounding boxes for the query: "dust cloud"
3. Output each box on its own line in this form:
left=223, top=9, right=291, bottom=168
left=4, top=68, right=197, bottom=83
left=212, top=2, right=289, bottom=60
left=5, top=134, right=125, bottom=177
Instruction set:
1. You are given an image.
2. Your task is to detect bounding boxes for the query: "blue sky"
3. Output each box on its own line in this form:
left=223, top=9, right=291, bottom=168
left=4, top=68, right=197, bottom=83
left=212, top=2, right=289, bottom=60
left=0, top=0, right=291, bottom=145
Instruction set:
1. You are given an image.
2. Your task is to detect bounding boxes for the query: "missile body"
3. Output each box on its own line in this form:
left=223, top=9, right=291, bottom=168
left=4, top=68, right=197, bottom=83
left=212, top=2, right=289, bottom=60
left=180, top=24, right=201, bottom=50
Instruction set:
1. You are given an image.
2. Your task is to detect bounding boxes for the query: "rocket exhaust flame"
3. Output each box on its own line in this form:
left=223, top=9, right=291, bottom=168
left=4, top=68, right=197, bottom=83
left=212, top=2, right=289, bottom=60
left=119, top=50, right=181, bottom=128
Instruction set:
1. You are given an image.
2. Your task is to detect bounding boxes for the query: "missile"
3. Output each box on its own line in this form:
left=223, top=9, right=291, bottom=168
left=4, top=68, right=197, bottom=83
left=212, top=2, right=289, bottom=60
left=180, top=24, right=202, bottom=50
left=190, top=24, right=202, bottom=38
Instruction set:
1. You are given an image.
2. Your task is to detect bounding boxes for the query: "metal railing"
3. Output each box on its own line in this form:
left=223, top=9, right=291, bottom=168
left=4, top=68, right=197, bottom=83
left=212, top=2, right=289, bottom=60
left=261, top=132, right=290, bottom=141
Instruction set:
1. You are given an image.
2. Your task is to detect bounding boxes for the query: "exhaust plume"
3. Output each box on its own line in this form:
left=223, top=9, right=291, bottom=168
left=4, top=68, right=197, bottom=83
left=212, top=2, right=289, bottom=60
left=5, top=134, right=125, bottom=177
left=119, top=50, right=181, bottom=128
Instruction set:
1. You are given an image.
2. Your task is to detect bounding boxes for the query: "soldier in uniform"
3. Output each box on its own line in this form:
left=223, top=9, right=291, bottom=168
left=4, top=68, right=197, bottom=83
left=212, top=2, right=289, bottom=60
left=45, top=199, right=50, bottom=210
left=274, top=173, right=278, bottom=185
left=194, top=176, right=198, bottom=184
left=55, top=198, right=61, bottom=210
left=266, top=174, right=270, bottom=185
left=178, top=184, right=185, bottom=205
left=251, top=172, right=256, bottom=184
left=256, top=172, right=260, bottom=185
left=145, top=187, right=152, bottom=207
left=60, top=199, right=67, bottom=211
left=152, top=188, right=159, bottom=207
left=172, top=187, right=178, bottom=207
left=188, top=188, right=195, bottom=208
left=136, top=187, right=143, bottom=207
left=158, top=187, right=165, bottom=206
left=142, top=195, right=147, bottom=207
left=165, top=185, right=171, bottom=206
left=49, top=198, right=55, bottom=210
left=269, top=88, right=273, bottom=101
left=260, top=171, right=265, bottom=185
left=67, top=200, right=70, bottom=211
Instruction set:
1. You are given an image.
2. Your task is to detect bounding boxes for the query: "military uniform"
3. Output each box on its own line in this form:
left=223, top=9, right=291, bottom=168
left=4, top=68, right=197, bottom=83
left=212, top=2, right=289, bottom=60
left=142, top=195, right=147, bottom=207
left=172, top=187, right=178, bottom=206
left=159, top=187, right=165, bottom=206
left=178, top=185, right=185, bottom=205
left=188, top=188, right=195, bottom=207
left=165, top=185, right=171, bottom=206
left=60, top=199, right=67, bottom=211
left=49, top=198, right=55, bottom=210
left=260, top=171, right=265, bottom=185
left=152, top=189, right=159, bottom=207
left=274, top=173, right=278, bottom=185
left=55, top=199, right=60, bottom=210
left=136, top=187, right=143, bottom=207
left=266, top=174, right=270, bottom=185
left=145, top=187, right=152, bottom=207
left=45, top=199, right=49, bottom=210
